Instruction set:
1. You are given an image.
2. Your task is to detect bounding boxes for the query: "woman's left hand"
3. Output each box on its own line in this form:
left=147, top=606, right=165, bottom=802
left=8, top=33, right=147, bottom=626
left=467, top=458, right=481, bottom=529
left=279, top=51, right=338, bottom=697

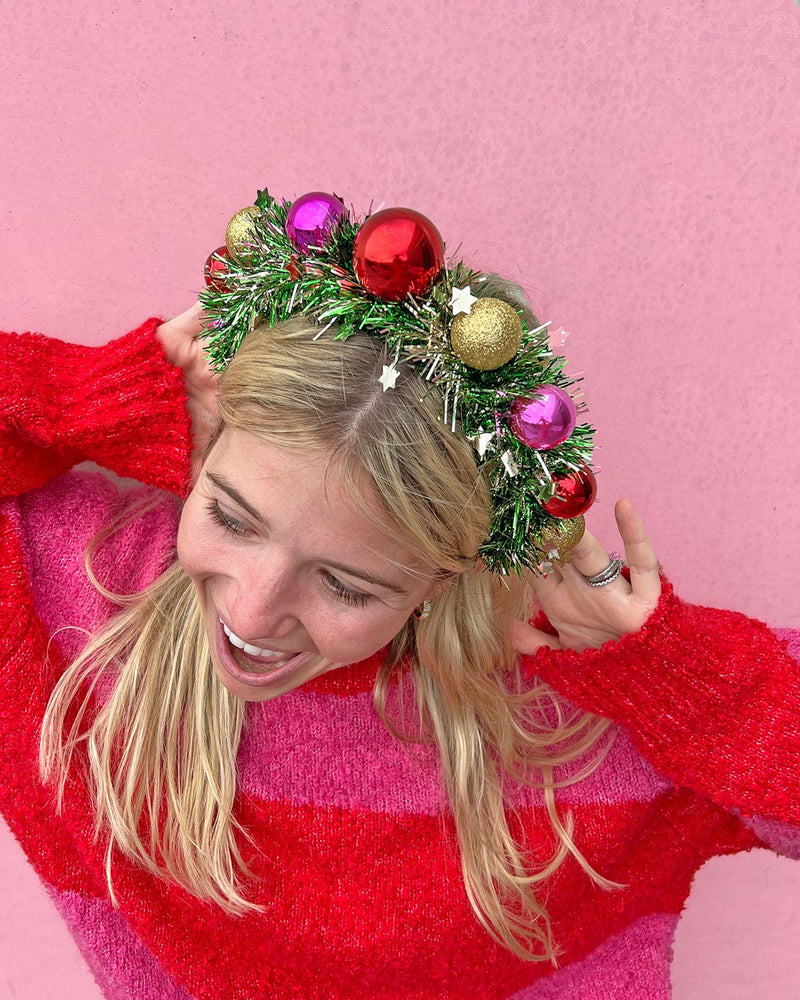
left=511, top=498, right=662, bottom=654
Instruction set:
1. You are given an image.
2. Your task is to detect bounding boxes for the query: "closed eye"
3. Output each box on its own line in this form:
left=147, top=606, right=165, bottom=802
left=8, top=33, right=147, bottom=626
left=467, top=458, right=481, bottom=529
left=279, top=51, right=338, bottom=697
left=206, top=500, right=250, bottom=537
left=322, top=571, right=371, bottom=607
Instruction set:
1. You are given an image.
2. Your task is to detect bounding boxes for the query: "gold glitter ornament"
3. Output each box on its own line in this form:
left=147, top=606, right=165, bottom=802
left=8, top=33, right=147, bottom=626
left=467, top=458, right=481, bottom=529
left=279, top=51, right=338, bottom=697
left=226, top=207, right=261, bottom=260
left=536, top=515, right=585, bottom=566
left=450, top=297, right=524, bottom=370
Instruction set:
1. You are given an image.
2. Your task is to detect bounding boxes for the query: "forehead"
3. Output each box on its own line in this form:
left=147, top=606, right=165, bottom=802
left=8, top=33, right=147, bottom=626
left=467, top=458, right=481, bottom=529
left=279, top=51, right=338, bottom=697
left=205, top=426, right=429, bottom=574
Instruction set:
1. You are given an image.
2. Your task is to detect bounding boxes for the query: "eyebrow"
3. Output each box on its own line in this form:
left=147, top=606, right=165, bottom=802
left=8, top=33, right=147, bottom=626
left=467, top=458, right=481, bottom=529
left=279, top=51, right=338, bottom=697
left=205, top=471, right=409, bottom=596
left=207, top=471, right=267, bottom=525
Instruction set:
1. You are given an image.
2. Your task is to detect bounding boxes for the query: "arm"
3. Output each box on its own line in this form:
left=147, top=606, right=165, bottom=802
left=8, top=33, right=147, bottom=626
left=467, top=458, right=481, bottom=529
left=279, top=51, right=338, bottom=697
left=514, top=502, right=800, bottom=850
left=0, top=317, right=193, bottom=499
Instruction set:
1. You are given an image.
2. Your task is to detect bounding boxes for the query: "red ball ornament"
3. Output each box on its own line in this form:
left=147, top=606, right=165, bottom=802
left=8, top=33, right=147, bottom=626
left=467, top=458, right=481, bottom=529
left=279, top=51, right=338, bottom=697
left=542, top=466, right=598, bottom=519
left=204, top=245, right=230, bottom=292
left=353, top=208, right=444, bottom=302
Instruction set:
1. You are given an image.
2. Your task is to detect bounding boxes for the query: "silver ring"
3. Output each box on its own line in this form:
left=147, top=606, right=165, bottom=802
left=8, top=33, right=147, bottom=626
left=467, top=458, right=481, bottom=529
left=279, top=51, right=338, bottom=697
left=583, top=558, right=624, bottom=587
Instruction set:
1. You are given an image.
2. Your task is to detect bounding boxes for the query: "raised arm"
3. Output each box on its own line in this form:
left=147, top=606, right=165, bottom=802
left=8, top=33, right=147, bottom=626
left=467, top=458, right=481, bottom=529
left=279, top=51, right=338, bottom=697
left=514, top=502, right=800, bottom=852
left=0, top=315, right=199, bottom=499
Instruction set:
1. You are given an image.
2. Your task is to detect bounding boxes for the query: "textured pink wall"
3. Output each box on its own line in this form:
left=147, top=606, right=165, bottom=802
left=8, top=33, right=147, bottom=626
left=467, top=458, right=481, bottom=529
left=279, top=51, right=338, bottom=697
left=2, top=1, right=799, bottom=997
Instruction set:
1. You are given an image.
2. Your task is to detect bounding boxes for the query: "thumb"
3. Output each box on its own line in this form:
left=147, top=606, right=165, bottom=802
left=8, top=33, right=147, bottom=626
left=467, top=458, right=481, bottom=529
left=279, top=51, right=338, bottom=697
left=510, top=620, right=560, bottom=655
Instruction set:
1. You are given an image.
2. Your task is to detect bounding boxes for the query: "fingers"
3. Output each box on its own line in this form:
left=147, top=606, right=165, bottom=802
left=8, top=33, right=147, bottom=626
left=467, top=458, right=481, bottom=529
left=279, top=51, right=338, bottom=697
left=528, top=560, right=564, bottom=610
left=510, top=619, right=562, bottom=655
left=614, top=498, right=661, bottom=603
left=546, top=499, right=660, bottom=604
left=174, top=300, right=207, bottom=327
left=564, top=526, right=619, bottom=581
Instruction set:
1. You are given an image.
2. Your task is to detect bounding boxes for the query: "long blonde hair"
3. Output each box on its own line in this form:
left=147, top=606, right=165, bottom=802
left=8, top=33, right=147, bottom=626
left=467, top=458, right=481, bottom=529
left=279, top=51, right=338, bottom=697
left=41, top=277, right=615, bottom=961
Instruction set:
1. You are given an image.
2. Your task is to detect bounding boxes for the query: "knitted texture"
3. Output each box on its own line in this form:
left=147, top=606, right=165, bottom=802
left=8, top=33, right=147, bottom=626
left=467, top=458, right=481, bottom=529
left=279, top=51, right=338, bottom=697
left=0, top=321, right=798, bottom=999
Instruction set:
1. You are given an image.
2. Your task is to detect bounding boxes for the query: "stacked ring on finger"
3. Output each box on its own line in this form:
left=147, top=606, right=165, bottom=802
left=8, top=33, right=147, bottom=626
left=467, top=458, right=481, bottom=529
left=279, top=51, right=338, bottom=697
left=582, top=559, right=624, bottom=587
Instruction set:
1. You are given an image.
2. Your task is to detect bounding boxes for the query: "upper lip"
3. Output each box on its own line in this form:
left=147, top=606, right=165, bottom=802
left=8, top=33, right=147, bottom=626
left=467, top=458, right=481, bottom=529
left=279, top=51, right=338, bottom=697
left=219, top=618, right=303, bottom=655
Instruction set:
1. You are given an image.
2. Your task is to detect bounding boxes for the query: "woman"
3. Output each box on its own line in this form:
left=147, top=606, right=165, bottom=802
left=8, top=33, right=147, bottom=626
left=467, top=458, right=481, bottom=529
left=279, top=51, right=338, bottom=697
left=2, top=192, right=798, bottom=999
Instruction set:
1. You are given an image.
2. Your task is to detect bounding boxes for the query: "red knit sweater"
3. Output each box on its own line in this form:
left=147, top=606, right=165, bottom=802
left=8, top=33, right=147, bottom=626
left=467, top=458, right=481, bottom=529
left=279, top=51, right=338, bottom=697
left=1, top=318, right=798, bottom=999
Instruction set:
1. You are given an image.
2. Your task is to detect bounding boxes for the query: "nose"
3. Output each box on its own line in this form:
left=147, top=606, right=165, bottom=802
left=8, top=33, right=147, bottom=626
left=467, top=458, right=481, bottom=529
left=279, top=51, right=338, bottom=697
left=224, top=556, right=301, bottom=642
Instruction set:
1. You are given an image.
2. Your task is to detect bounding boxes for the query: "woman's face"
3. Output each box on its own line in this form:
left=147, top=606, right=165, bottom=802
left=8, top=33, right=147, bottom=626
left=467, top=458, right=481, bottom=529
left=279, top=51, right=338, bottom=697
left=176, top=426, right=441, bottom=701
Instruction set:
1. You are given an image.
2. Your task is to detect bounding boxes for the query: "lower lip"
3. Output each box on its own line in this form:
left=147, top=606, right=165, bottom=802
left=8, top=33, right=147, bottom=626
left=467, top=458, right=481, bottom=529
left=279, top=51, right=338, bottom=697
left=214, top=617, right=314, bottom=689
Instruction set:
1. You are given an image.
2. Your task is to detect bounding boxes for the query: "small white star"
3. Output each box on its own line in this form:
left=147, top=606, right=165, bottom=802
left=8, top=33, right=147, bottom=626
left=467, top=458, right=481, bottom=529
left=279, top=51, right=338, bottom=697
left=450, top=285, right=478, bottom=316
left=378, top=362, right=400, bottom=392
left=501, top=450, right=519, bottom=477
left=474, top=431, right=494, bottom=458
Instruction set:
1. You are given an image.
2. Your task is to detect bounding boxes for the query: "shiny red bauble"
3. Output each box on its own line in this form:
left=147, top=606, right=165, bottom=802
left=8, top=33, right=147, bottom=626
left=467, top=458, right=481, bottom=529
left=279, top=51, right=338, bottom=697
left=353, top=208, right=444, bottom=302
left=203, top=245, right=230, bottom=292
left=542, top=466, right=598, bottom=519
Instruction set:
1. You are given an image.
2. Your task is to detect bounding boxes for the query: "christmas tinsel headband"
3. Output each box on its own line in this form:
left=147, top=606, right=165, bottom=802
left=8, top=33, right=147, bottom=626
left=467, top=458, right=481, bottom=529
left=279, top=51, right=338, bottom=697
left=198, top=188, right=597, bottom=576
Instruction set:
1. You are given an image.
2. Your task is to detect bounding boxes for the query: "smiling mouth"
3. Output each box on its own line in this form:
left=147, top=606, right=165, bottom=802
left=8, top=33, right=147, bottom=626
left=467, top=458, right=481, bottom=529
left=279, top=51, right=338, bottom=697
left=221, top=620, right=301, bottom=674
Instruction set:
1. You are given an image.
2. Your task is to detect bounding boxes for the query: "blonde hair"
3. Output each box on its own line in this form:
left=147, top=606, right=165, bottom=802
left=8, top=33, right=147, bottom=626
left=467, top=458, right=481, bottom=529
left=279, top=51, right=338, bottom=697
left=41, top=277, right=615, bottom=962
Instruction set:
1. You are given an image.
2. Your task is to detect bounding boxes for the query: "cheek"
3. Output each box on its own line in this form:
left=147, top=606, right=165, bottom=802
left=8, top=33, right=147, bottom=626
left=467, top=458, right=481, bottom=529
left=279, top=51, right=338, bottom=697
left=175, top=508, right=200, bottom=577
left=310, top=604, right=411, bottom=662
left=175, top=505, right=225, bottom=580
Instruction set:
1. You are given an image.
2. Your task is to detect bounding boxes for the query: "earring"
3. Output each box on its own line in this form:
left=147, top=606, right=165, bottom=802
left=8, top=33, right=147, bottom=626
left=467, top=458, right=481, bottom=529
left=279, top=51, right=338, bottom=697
left=413, top=598, right=431, bottom=620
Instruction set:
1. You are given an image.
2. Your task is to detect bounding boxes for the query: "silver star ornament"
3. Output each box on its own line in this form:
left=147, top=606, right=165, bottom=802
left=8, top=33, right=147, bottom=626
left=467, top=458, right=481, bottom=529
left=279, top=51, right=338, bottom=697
left=378, top=362, right=400, bottom=392
left=474, top=431, right=494, bottom=458
left=450, top=285, right=478, bottom=316
left=500, top=450, right=520, bottom=477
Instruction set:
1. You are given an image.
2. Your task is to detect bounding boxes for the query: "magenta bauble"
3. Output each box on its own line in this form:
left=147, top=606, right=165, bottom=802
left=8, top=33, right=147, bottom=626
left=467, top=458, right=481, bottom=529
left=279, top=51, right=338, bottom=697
left=353, top=208, right=444, bottom=302
left=285, top=192, right=347, bottom=253
left=509, top=386, right=577, bottom=450
left=542, top=466, right=597, bottom=518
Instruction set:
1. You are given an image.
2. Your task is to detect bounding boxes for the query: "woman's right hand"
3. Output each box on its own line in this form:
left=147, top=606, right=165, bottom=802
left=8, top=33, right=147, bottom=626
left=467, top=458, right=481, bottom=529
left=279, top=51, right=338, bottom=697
left=156, top=302, right=219, bottom=473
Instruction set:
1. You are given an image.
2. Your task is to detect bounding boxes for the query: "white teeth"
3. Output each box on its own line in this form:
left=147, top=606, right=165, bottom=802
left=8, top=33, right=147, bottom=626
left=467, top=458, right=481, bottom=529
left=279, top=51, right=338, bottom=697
left=222, top=621, right=293, bottom=660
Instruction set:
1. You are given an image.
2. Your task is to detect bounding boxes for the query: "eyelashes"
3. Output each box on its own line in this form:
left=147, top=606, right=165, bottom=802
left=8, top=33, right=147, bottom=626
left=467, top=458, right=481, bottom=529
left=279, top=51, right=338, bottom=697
left=321, top=572, right=370, bottom=607
left=206, top=500, right=249, bottom=536
left=205, top=500, right=371, bottom=607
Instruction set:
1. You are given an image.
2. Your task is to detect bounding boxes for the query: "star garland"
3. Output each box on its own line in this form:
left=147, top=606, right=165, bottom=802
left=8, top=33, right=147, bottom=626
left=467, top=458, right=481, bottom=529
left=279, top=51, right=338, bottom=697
left=198, top=188, right=597, bottom=575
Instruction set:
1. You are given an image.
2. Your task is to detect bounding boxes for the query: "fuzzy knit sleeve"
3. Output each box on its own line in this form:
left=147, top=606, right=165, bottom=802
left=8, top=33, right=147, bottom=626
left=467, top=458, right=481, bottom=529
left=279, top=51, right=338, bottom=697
left=521, top=582, right=800, bottom=855
left=0, top=318, right=192, bottom=499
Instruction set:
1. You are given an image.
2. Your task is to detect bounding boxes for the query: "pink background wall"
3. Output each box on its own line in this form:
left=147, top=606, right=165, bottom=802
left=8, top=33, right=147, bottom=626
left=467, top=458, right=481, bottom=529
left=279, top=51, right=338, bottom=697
left=2, top=1, right=798, bottom=996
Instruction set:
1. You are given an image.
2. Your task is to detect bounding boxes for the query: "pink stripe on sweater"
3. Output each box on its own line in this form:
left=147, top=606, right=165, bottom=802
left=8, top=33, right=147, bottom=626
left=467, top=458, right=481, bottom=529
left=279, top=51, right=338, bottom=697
left=775, top=627, right=800, bottom=661
left=17, top=471, right=179, bottom=663
left=741, top=813, right=800, bottom=859
left=239, top=688, right=445, bottom=815
left=50, top=887, right=196, bottom=1000
left=508, top=913, right=678, bottom=999
left=238, top=689, right=670, bottom=815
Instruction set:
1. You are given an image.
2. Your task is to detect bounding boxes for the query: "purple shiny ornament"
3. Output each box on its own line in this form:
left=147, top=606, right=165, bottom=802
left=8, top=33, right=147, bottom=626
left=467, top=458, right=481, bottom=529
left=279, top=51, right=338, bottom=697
left=509, top=386, right=577, bottom=450
left=285, top=191, right=347, bottom=253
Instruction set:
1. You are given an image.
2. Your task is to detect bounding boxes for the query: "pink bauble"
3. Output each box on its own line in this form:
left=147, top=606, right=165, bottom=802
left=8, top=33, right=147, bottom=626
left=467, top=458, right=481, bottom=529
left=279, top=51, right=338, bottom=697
left=352, top=207, right=444, bottom=302
left=542, top=465, right=597, bottom=518
left=509, top=386, right=577, bottom=450
left=285, top=191, right=347, bottom=252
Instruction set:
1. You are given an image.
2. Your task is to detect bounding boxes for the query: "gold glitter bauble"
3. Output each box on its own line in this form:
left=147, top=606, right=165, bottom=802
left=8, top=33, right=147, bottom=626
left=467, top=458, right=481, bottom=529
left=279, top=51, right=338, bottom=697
left=450, top=297, right=523, bottom=370
left=536, top=515, right=585, bottom=566
left=226, top=206, right=261, bottom=260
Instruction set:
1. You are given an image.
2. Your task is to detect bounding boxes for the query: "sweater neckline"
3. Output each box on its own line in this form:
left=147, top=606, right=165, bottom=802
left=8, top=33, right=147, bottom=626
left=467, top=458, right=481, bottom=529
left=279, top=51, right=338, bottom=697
left=292, top=647, right=390, bottom=698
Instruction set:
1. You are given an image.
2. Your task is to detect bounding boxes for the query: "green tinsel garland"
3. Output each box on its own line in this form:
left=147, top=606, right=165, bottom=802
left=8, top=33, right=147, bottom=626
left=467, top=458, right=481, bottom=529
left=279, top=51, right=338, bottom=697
left=199, top=189, right=595, bottom=576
